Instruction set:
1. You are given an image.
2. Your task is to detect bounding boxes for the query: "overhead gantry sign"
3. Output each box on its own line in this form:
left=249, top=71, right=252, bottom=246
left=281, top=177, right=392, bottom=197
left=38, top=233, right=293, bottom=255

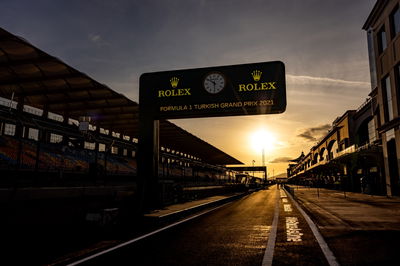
left=139, top=61, right=286, bottom=119
left=138, top=61, right=286, bottom=210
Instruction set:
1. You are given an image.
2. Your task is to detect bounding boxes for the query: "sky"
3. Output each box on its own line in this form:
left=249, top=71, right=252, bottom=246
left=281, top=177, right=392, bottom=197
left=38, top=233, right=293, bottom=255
left=0, top=0, right=377, bottom=176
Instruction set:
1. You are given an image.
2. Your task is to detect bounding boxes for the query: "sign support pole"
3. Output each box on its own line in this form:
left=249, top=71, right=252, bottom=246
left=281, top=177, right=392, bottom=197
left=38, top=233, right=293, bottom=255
left=137, top=108, right=160, bottom=212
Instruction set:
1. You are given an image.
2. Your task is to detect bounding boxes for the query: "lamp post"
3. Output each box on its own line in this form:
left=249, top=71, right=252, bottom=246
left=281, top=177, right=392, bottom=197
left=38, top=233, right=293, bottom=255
left=262, top=148, right=266, bottom=184
left=262, top=148, right=265, bottom=167
left=252, top=160, right=255, bottom=182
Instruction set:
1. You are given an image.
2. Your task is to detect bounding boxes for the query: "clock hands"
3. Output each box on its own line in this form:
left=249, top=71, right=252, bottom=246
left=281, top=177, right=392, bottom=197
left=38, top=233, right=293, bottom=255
left=207, top=77, right=216, bottom=84
left=203, top=72, right=225, bottom=94
left=206, top=77, right=217, bottom=91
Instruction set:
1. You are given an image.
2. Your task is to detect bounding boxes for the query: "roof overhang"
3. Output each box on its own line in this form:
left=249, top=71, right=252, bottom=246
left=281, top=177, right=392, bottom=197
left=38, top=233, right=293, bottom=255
left=0, top=27, right=242, bottom=165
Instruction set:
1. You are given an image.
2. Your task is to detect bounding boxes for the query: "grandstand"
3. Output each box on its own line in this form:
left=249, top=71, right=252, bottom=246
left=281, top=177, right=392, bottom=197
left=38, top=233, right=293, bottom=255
left=0, top=26, right=245, bottom=219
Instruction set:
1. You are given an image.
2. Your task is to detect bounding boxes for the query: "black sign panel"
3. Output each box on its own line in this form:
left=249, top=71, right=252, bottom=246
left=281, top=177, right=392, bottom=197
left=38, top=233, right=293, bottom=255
left=139, top=61, right=286, bottom=119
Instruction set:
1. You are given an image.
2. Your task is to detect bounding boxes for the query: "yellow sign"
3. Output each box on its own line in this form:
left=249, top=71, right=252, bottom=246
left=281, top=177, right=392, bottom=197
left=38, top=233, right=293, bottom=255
left=170, top=77, right=179, bottom=88
left=158, top=76, right=191, bottom=98
left=238, top=70, right=277, bottom=92
left=251, top=70, right=262, bottom=81
left=158, top=88, right=191, bottom=97
left=238, top=82, right=277, bottom=92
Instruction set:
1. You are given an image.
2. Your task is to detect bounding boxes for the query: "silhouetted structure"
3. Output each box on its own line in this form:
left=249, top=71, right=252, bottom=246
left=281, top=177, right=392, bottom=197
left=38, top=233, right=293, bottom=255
left=363, top=0, right=400, bottom=196
left=0, top=27, right=244, bottom=225
left=287, top=101, right=384, bottom=194
left=288, top=0, right=400, bottom=197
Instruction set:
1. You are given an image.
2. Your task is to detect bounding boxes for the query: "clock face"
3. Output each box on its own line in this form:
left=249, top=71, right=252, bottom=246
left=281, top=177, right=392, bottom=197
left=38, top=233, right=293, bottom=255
left=203, top=72, right=226, bottom=94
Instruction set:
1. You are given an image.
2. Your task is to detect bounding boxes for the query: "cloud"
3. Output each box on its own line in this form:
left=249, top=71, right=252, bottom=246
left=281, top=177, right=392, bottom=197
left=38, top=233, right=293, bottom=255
left=297, top=124, right=331, bottom=142
left=88, top=33, right=109, bottom=46
left=269, top=157, right=293, bottom=163
left=285, top=74, right=371, bottom=112
left=298, top=133, right=317, bottom=142
left=286, top=74, right=370, bottom=88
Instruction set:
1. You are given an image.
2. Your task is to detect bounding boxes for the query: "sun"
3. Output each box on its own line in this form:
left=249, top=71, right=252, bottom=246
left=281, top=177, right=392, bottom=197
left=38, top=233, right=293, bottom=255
left=249, top=129, right=277, bottom=153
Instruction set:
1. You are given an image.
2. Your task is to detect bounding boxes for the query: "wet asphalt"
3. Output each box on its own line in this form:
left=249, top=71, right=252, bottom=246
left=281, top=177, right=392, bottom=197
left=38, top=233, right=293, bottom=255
left=79, top=186, right=330, bottom=266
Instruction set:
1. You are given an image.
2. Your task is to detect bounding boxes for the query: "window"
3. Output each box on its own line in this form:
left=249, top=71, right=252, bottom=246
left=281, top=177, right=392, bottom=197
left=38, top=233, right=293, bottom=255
left=111, top=146, right=118, bottom=154
left=50, top=133, right=63, bottom=143
left=367, top=29, right=378, bottom=89
left=368, top=119, right=377, bottom=143
left=28, top=128, right=39, bottom=141
left=386, top=128, right=395, bottom=141
left=397, top=65, right=400, bottom=115
left=4, top=123, right=16, bottom=136
left=383, top=76, right=394, bottom=121
left=391, top=6, right=400, bottom=38
left=99, top=143, right=106, bottom=152
left=378, top=26, right=387, bottom=53
left=100, top=128, right=109, bottom=135
left=84, top=141, right=96, bottom=150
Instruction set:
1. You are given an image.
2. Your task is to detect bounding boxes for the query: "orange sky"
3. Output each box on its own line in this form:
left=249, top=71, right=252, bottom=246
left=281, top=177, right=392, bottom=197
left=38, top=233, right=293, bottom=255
left=171, top=74, right=371, bottom=176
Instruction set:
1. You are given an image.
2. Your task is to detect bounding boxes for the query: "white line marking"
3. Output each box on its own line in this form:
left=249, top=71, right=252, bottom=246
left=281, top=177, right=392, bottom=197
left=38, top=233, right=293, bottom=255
left=67, top=202, right=232, bottom=266
left=283, top=188, right=340, bottom=266
left=157, top=198, right=227, bottom=218
left=261, top=188, right=280, bottom=266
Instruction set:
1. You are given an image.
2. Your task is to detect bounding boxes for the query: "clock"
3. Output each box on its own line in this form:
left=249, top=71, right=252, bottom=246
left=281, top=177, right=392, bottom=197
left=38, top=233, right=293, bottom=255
left=203, top=72, right=226, bottom=94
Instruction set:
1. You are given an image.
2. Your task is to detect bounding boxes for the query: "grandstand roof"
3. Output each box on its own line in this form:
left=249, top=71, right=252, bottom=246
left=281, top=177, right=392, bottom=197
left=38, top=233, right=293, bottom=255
left=0, top=27, right=242, bottom=165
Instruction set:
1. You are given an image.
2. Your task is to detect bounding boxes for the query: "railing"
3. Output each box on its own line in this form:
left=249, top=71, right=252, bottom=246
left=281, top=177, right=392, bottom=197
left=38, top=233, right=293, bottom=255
left=356, top=97, right=372, bottom=112
left=288, top=142, right=383, bottom=179
left=335, top=145, right=356, bottom=158
left=356, top=142, right=381, bottom=152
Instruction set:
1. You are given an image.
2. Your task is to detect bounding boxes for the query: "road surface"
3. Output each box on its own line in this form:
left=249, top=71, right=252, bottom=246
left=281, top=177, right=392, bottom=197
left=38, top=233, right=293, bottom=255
left=74, top=186, right=333, bottom=266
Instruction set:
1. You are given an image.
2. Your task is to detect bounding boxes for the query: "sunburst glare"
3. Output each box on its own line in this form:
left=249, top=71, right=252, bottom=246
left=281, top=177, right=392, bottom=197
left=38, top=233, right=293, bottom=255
left=249, top=129, right=277, bottom=153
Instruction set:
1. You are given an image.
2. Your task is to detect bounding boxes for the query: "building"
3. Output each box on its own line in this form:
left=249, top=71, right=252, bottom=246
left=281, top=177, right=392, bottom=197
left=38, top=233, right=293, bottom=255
left=363, top=0, right=400, bottom=196
left=287, top=99, right=384, bottom=195
left=288, top=0, right=400, bottom=197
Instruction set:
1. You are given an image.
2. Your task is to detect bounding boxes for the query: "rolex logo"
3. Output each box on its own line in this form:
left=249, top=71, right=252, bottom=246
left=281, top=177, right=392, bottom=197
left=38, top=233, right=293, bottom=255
left=170, top=77, right=179, bottom=88
left=251, top=70, right=262, bottom=82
